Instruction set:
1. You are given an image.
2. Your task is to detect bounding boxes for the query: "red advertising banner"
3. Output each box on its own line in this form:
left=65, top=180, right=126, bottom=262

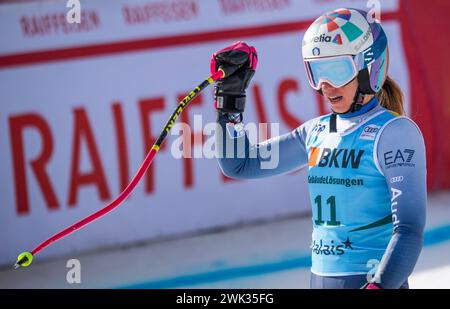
left=398, top=0, right=450, bottom=190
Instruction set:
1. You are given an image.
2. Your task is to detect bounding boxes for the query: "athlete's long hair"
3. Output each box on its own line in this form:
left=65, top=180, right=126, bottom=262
left=375, top=76, right=405, bottom=115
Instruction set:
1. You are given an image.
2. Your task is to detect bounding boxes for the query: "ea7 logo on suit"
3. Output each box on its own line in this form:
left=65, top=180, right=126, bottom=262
left=383, top=149, right=415, bottom=169
left=309, top=147, right=365, bottom=169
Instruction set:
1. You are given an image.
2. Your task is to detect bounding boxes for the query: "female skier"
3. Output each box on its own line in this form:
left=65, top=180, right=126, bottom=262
left=212, top=8, right=427, bottom=289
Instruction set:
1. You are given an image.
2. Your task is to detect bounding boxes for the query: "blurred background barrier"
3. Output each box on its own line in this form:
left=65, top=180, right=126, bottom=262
left=0, top=0, right=449, bottom=267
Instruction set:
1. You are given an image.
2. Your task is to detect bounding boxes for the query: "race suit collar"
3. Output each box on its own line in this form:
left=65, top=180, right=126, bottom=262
left=338, top=96, right=379, bottom=119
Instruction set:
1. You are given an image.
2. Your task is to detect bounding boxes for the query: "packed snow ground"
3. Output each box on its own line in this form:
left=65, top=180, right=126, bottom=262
left=1, top=191, right=449, bottom=289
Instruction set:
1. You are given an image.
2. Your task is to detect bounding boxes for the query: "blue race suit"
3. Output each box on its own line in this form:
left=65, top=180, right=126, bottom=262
left=215, top=97, right=427, bottom=289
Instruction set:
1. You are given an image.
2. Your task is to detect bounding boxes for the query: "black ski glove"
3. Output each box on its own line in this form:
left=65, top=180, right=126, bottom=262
left=210, top=41, right=258, bottom=114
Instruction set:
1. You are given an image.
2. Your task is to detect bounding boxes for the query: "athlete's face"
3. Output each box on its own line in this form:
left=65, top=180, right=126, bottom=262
left=320, top=78, right=359, bottom=113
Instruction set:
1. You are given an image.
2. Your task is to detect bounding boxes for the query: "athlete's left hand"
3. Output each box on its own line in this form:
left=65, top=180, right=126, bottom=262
left=210, top=41, right=258, bottom=113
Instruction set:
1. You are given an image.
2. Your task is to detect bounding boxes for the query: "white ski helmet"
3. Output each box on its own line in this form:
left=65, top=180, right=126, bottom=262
left=302, top=8, right=388, bottom=96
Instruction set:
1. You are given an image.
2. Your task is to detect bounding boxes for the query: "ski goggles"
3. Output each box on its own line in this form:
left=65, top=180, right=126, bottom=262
left=304, top=55, right=358, bottom=90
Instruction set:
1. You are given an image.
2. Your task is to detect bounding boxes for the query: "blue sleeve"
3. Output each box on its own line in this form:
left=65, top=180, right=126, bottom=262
left=372, top=117, right=427, bottom=288
left=215, top=112, right=309, bottom=179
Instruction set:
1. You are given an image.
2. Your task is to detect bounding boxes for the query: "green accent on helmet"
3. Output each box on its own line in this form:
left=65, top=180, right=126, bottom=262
left=376, top=50, right=388, bottom=91
left=340, top=22, right=364, bottom=42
